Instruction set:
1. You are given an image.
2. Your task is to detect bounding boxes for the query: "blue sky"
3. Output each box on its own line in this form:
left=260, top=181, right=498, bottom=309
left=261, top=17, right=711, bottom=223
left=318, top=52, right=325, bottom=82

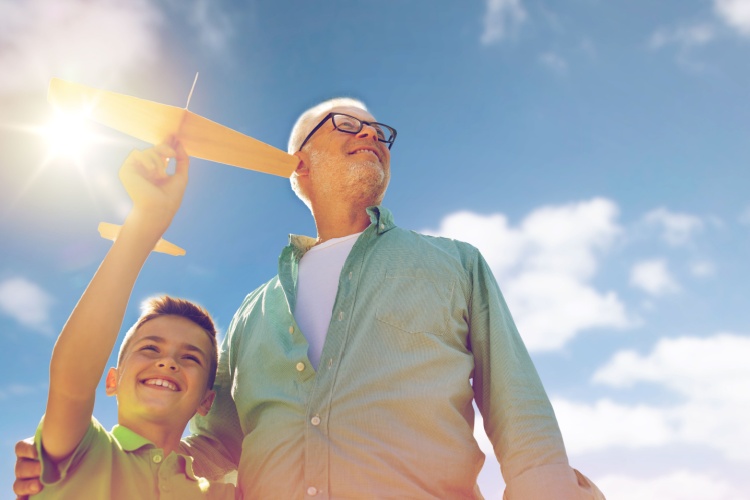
left=1, top=1, right=750, bottom=498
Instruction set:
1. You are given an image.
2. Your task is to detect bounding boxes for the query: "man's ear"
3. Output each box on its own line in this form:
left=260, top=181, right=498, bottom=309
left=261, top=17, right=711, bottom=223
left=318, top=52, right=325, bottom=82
left=196, top=390, right=216, bottom=417
left=105, top=367, right=118, bottom=396
left=292, top=151, right=309, bottom=177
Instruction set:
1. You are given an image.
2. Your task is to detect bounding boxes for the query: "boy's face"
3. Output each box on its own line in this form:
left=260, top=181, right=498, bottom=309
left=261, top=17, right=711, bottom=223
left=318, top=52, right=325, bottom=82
left=105, top=315, right=215, bottom=429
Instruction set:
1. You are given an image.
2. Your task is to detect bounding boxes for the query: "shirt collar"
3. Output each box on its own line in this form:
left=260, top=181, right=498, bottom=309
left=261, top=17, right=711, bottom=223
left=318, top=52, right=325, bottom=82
left=287, top=205, right=396, bottom=255
left=365, top=205, right=396, bottom=234
left=111, top=425, right=202, bottom=481
left=110, top=424, right=155, bottom=452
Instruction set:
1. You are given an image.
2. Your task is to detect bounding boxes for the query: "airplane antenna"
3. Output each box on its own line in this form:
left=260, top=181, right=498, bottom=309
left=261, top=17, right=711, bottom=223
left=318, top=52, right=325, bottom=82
left=185, top=72, right=199, bottom=110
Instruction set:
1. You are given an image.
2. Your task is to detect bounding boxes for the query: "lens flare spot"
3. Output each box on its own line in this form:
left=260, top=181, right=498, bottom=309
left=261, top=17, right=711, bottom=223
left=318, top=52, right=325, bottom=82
left=43, top=111, right=93, bottom=160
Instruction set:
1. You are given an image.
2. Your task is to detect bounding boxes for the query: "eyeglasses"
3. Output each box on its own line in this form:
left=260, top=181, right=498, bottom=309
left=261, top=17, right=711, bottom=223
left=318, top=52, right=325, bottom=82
left=297, top=112, right=397, bottom=152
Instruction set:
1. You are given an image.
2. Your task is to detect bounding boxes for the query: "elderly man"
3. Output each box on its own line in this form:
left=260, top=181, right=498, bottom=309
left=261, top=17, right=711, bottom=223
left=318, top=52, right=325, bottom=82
left=15, top=98, right=603, bottom=499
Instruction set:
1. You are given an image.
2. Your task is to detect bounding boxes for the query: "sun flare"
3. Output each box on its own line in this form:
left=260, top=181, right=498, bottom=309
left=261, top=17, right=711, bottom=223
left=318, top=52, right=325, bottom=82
left=42, top=111, right=95, bottom=161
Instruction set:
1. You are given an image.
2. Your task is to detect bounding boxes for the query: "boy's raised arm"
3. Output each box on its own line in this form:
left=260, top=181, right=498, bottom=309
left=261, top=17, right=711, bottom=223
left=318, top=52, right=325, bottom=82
left=41, top=139, right=190, bottom=463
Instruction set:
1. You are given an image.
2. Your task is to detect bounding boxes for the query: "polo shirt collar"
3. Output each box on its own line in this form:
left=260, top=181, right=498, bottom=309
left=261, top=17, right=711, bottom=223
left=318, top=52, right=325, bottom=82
left=111, top=424, right=154, bottom=452
left=110, top=424, right=202, bottom=481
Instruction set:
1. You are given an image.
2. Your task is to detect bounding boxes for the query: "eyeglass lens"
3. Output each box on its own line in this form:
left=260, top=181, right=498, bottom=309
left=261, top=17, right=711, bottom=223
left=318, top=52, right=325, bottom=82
left=332, top=114, right=391, bottom=142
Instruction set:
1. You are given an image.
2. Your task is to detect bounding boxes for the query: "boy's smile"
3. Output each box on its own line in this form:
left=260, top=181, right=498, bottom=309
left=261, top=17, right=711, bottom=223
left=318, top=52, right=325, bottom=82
left=142, top=377, right=179, bottom=391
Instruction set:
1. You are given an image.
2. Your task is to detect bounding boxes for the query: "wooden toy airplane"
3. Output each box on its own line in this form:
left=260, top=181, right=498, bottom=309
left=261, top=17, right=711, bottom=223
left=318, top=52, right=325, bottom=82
left=48, top=75, right=299, bottom=256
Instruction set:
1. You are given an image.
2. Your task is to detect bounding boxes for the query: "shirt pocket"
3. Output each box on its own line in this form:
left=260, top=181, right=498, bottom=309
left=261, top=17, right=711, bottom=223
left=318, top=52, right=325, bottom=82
left=375, top=269, right=455, bottom=338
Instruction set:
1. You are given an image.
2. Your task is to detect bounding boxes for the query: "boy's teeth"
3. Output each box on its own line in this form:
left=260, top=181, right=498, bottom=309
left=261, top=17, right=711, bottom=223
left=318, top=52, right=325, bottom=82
left=145, top=379, right=177, bottom=391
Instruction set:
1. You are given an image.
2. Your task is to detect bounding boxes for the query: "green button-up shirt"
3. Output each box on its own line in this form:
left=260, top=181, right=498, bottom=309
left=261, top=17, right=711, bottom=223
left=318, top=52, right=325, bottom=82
left=34, top=417, right=234, bottom=499
left=187, top=206, right=581, bottom=499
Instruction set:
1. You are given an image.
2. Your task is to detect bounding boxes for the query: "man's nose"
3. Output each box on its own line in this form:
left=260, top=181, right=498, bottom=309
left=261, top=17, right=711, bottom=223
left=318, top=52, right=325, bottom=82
left=356, top=124, right=380, bottom=141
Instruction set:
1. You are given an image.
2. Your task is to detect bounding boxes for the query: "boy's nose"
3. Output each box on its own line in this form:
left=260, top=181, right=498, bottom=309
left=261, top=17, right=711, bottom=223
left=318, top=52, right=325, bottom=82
left=157, top=358, right=178, bottom=371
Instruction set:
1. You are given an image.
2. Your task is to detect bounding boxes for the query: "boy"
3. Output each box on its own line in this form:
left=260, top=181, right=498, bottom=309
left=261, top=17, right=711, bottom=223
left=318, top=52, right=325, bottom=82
left=31, top=139, right=234, bottom=499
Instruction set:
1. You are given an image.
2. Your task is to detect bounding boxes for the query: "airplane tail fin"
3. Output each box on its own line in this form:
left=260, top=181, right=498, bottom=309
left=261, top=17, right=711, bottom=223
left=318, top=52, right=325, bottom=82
left=97, top=222, right=186, bottom=257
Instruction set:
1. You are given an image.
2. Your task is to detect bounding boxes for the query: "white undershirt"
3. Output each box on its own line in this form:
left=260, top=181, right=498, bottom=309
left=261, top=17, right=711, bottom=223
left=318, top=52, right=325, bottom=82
left=295, top=232, right=362, bottom=369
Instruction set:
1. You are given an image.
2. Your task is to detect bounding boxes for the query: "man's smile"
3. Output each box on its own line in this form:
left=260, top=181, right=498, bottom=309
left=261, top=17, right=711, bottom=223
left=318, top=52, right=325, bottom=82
left=348, top=144, right=382, bottom=162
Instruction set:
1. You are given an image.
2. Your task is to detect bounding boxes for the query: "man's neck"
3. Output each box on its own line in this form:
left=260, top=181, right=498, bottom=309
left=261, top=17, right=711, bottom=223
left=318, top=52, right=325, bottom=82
left=311, top=200, right=374, bottom=244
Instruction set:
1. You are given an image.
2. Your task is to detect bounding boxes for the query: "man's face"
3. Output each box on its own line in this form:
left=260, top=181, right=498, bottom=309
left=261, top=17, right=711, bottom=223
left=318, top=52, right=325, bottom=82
left=106, top=315, right=215, bottom=429
left=301, top=106, right=391, bottom=206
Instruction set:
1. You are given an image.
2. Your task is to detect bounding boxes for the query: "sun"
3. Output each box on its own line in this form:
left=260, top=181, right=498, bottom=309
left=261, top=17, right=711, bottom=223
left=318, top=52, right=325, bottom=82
left=42, top=110, right=95, bottom=162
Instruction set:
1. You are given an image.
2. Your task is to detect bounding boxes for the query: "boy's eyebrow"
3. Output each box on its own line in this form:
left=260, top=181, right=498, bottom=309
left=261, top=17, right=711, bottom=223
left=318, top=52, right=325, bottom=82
left=135, top=335, right=209, bottom=360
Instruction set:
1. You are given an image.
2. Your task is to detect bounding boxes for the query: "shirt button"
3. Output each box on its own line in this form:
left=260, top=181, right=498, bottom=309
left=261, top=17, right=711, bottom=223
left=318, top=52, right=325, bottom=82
left=348, top=271, right=352, bottom=280
left=307, top=486, right=318, bottom=496
left=338, top=311, right=344, bottom=321
left=289, top=325, right=294, bottom=334
left=379, top=223, right=385, bottom=230
left=296, top=362, right=305, bottom=372
left=153, top=455, right=162, bottom=463
left=311, top=415, right=321, bottom=426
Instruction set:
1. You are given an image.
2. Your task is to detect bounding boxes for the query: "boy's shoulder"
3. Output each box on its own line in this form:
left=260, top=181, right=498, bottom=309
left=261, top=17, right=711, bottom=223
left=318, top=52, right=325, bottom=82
left=32, top=416, right=235, bottom=499
left=34, top=416, right=113, bottom=497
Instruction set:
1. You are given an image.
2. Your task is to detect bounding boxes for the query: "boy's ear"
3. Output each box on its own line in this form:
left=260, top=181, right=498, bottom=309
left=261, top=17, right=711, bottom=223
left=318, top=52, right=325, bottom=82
left=105, top=367, right=118, bottom=396
left=292, top=151, right=309, bottom=177
left=196, top=390, right=216, bottom=417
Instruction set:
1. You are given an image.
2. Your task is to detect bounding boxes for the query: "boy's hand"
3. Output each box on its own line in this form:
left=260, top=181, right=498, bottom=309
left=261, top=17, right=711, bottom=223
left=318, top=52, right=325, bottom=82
left=119, top=137, right=190, bottom=228
left=13, top=438, right=41, bottom=499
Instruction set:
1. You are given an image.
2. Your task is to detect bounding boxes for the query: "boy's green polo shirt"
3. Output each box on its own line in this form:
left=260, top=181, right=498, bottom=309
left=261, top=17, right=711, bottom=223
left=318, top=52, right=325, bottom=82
left=33, top=416, right=234, bottom=499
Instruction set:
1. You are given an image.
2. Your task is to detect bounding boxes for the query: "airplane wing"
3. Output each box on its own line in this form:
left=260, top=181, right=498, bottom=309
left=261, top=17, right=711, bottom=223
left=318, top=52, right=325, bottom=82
left=98, top=223, right=186, bottom=257
left=48, top=78, right=298, bottom=178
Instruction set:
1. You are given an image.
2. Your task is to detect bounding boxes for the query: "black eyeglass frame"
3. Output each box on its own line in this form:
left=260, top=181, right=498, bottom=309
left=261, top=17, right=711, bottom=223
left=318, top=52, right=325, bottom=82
left=297, top=112, right=397, bottom=152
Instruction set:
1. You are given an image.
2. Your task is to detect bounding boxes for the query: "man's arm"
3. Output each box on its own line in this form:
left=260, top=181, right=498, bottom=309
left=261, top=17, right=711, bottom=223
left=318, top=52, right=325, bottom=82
left=181, top=298, right=248, bottom=479
left=43, top=139, right=189, bottom=461
left=468, top=250, right=604, bottom=499
left=13, top=439, right=40, bottom=499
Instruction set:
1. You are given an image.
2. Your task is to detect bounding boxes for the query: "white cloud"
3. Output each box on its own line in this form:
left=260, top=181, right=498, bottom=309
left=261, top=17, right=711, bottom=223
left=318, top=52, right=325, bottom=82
left=593, top=333, right=750, bottom=399
left=689, top=260, right=716, bottom=277
left=739, top=206, right=750, bottom=225
left=647, top=0, right=750, bottom=63
left=0, top=277, right=55, bottom=335
left=649, top=23, right=715, bottom=49
left=184, top=0, right=234, bottom=52
left=539, top=51, right=568, bottom=73
left=423, top=198, right=629, bottom=351
left=554, top=397, right=677, bottom=454
left=714, top=0, right=750, bottom=36
left=643, top=207, right=705, bottom=246
left=0, top=0, right=164, bottom=95
left=0, top=382, right=46, bottom=400
left=573, top=333, right=750, bottom=461
left=630, top=259, right=680, bottom=296
left=596, top=471, right=745, bottom=500
left=481, top=0, right=527, bottom=44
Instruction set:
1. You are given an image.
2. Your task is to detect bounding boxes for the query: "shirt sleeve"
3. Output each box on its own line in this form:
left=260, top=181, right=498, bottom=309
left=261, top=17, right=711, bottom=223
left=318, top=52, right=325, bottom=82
left=467, top=250, right=605, bottom=499
left=34, top=416, right=99, bottom=485
left=183, top=300, right=247, bottom=481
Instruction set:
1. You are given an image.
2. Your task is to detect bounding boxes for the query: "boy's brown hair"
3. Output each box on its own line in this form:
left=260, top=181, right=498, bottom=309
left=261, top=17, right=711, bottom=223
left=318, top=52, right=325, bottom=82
left=117, top=296, right=219, bottom=389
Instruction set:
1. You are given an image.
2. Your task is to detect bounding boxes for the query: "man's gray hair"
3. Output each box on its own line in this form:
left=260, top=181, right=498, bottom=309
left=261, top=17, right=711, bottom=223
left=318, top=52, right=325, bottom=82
left=287, top=97, right=368, bottom=154
left=288, top=97, right=368, bottom=208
